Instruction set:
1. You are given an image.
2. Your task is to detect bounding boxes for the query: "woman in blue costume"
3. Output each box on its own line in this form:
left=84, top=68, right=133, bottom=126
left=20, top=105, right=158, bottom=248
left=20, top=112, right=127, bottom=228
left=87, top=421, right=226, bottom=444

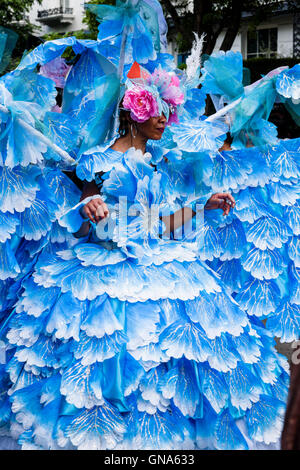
left=0, top=50, right=290, bottom=449
left=0, top=0, right=295, bottom=451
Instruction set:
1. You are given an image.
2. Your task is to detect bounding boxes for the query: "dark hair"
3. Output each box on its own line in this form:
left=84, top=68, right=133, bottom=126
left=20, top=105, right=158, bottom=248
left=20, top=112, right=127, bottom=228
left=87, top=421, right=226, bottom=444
left=269, top=103, right=300, bottom=139
left=118, top=108, right=131, bottom=136
left=224, top=132, right=233, bottom=146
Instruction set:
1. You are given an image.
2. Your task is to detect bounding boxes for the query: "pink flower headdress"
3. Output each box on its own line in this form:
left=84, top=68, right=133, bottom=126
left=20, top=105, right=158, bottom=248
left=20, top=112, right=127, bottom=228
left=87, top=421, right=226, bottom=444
left=122, top=62, right=184, bottom=124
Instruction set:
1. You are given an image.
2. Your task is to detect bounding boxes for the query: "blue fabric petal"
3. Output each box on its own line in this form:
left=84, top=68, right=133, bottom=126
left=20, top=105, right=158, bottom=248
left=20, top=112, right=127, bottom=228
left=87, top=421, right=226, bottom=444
left=246, top=395, right=285, bottom=444
left=170, top=118, right=228, bottom=153
left=266, top=300, right=300, bottom=343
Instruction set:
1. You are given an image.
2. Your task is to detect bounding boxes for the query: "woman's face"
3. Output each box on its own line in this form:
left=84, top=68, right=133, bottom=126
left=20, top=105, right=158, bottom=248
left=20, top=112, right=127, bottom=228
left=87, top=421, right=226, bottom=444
left=135, top=114, right=167, bottom=140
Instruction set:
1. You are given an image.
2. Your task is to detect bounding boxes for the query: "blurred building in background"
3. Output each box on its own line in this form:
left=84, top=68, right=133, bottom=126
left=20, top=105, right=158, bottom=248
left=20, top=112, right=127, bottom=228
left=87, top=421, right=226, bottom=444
left=176, top=4, right=298, bottom=66
left=26, top=1, right=298, bottom=65
left=28, top=0, right=85, bottom=36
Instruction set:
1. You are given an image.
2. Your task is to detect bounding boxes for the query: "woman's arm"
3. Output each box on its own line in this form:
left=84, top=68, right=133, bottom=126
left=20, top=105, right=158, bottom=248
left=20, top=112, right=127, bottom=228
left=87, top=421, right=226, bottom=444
left=73, top=181, right=109, bottom=238
left=162, top=193, right=235, bottom=236
left=162, top=207, right=195, bottom=236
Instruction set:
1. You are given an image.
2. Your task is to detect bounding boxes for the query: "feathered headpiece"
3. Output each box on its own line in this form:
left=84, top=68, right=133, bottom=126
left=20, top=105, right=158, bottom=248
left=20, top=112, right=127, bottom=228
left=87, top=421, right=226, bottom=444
left=122, top=61, right=184, bottom=124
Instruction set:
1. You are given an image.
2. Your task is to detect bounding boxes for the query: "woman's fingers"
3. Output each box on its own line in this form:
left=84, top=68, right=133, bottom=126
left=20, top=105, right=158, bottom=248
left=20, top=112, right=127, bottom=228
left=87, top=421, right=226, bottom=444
left=225, top=193, right=236, bottom=207
left=102, top=202, right=109, bottom=217
left=96, top=205, right=105, bottom=220
left=84, top=206, right=97, bottom=223
left=83, top=199, right=109, bottom=224
left=84, top=198, right=109, bottom=223
left=90, top=200, right=102, bottom=222
left=217, top=193, right=235, bottom=207
left=222, top=202, right=231, bottom=216
left=94, top=200, right=109, bottom=220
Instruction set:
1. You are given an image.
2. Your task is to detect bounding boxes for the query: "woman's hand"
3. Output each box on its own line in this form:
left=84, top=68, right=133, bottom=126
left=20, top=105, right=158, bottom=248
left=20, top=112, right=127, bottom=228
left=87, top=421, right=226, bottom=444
left=205, top=192, right=236, bottom=216
left=81, top=198, right=109, bottom=224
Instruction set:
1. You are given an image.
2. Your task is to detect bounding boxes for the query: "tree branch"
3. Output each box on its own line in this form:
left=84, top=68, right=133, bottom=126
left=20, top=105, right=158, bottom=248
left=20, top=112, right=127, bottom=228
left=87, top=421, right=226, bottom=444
left=160, top=0, right=185, bottom=35
left=219, top=0, right=243, bottom=51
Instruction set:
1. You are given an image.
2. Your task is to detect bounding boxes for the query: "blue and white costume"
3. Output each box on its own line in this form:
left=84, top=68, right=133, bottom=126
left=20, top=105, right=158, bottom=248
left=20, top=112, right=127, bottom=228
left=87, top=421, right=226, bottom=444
left=0, top=0, right=299, bottom=451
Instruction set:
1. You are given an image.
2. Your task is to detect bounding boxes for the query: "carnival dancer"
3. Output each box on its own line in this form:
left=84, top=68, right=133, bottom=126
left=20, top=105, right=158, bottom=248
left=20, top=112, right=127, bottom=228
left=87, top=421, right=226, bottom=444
left=0, top=0, right=293, bottom=450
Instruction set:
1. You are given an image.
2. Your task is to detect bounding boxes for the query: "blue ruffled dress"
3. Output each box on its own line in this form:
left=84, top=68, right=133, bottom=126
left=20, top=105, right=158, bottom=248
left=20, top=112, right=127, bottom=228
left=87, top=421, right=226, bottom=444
left=0, top=144, right=289, bottom=450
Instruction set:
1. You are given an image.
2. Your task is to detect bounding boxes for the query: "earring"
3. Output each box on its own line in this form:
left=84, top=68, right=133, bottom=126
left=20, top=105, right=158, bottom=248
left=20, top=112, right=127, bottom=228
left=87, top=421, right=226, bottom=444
left=131, top=123, right=137, bottom=139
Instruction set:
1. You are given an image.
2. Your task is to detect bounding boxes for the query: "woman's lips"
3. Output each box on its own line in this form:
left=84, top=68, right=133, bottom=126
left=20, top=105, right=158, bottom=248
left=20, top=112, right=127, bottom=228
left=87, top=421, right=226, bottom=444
left=157, top=127, right=165, bottom=133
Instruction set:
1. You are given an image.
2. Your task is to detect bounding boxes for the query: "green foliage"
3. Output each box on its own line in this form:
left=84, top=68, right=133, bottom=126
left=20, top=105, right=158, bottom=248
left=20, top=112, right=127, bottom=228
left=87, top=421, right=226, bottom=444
left=42, top=29, right=97, bottom=63
left=0, top=0, right=42, bottom=36
left=162, top=0, right=298, bottom=55
left=83, top=0, right=115, bottom=38
left=0, top=0, right=44, bottom=74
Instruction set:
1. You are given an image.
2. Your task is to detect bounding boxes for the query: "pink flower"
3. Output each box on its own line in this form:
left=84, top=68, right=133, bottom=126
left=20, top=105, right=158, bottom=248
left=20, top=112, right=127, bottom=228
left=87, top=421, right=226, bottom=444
left=40, top=57, right=71, bottom=89
left=163, top=87, right=185, bottom=107
left=123, top=87, right=159, bottom=122
left=170, top=75, right=180, bottom=87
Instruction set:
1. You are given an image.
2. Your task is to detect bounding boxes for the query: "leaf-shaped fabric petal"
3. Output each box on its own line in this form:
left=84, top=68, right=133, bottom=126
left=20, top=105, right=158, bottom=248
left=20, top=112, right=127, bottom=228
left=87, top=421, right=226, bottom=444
left=0, top=166, right=39, bottom=214
left=288, top=236, right=300, bottom=267
left=15, top=335, right=60, bottom=369
left=81, top=295, right=123, bottom=338
left=215, top=259, right=243, bottom=292
left=159, top=321, right=212, bottom=362
left=159, top=358, right=201, bottom=417
left=7, top=310, right=47, bottom=347
left=64, top=402, right=126, bottom=450
left=74, top=243, right=126, bottom=267
left=211, top=149, right=252, bottom=192
left=268, top=181, right=300, bottom=206
left=72, top=330, right=127, bottom=365
left=284, top=203, right=300, bottom=235
left=218, top=219, right=247, bottom=261
left=126, top=300, right=160, bottom=350
left=242, top=247, right=285, bottom=280
left=193, top=221, right=223, bottom=262
left=60, top=361, right=104, bottom=409
left=6, top=69, right=57, bottom=114
left=226, top=363, right=263, bottom=411
left=46, top=291, right=86, bottom=341
left=276, top=64, right=300, bottom=100
left=198, top=363, right=229, bottom=414
left=17, top=191, right=58, bottom=241
left=246, top=216, right=292, bottom=250
left=234, top=187, right=272, bottom=224
left=17, top=278, right=59, bottom=317
left=6, top=116, right=48, bottom=168
left=44, top=112, right=80, bottom=154
left=123, top=405, right=192, bottom=450
left=207, top=334, right=241, bottom=373
left=185, top=291, right=248, bottom=339
left=76, top=146, right=123, bottom=182
left=214, top=409, right=248, bottom=450
left=270, top=145, right=300, bottom=180
left=245, top=395, right=285, bottom=445
left=0, top=240, right=20, bottom=280
left=235, top=278, right=280, bottom=317
left=266, top=300, right=300, bottom=343
left=0, top=210, right=19, bottom=243
left=170, top=119, right=228, bottom=153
